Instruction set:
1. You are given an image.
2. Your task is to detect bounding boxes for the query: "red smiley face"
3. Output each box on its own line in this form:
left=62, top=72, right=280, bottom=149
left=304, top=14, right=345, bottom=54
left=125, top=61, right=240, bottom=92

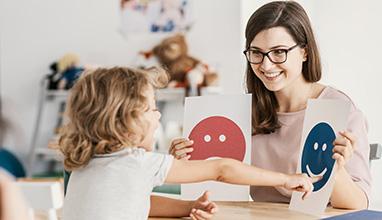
left=188, top=116, right=245, bottom=161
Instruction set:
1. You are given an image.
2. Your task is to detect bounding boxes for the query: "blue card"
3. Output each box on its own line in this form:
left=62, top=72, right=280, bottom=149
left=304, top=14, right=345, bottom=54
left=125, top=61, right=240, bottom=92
left=322, top=210, right=382, bottom=220
left=289, top=99, right=350, bottom=216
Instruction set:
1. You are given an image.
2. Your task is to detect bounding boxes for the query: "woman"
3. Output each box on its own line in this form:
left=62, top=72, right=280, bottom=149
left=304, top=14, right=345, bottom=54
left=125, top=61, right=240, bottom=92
left=170, top=1, right=371, bottom=209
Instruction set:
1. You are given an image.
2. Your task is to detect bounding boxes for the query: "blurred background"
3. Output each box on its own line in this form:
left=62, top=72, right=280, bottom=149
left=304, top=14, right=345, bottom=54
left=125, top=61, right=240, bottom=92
left=1, top=0, right=381, bottom=210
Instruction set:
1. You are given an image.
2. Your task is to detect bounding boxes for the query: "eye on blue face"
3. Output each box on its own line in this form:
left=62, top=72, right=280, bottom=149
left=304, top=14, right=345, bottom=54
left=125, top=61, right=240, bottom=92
left=301, top=122, right=336, bottom=192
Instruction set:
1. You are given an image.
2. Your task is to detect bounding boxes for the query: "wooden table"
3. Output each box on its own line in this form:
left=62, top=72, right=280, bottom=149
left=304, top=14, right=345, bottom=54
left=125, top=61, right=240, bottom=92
left=35, top=202, right=354, bottom=220
left=149, top=201, right=355, bottom=220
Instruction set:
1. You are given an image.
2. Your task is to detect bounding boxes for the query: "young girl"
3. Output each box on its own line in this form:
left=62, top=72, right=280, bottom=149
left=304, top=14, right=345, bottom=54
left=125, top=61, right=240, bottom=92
left=60, top=67, right=317, bottom=220
left=170, top=1, right=372, bottom=210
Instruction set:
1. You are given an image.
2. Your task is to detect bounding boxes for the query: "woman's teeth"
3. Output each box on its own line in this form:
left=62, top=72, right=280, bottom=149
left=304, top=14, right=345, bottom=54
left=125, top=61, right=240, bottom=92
left=264, top=71, right=282, bottom=78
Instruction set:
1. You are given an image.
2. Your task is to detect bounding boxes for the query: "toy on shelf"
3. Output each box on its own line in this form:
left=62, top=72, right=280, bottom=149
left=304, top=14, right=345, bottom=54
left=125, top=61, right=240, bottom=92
left=137, top=34, right=218, bottom=96
left=45, top=62, right=60, bottom=90
left=45, top=53, right=84, bottom=90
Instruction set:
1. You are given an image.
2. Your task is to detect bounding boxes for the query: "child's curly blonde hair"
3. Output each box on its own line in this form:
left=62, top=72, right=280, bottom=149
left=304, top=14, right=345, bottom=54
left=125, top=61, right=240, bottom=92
left=59, top=66, right=168, bottom=171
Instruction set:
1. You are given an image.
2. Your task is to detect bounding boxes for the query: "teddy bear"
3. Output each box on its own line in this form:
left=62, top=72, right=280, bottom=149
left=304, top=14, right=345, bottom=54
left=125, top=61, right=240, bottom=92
left=138, top=34, right=218, bottom=96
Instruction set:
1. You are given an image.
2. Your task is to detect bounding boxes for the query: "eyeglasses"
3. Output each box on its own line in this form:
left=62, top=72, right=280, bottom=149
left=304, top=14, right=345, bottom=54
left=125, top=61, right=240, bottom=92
left=243, top=44, right=301, bottom=64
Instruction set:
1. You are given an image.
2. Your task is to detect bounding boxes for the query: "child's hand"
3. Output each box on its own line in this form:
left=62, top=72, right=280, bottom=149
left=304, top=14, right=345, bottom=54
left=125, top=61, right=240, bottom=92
left=189, top=191, right=218, bottom=220
left=169, top=138, right=194, bottom=160
left=332, top=131, right=356, bottom=171
left=284, top=173, right=321, bottom=200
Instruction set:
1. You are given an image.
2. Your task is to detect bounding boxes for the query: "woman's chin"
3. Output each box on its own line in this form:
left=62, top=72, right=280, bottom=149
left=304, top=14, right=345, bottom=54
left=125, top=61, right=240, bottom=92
left=264, top=83, right=284, bottom=92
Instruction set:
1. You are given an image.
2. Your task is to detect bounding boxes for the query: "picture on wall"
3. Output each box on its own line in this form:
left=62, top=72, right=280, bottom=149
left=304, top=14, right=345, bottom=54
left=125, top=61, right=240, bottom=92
left=120, top=0, right=193, bottom=35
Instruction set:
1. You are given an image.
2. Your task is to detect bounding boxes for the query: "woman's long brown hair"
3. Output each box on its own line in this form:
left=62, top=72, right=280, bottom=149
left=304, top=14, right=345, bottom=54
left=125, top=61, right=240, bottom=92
left=244, top=1, right=322, bottom=134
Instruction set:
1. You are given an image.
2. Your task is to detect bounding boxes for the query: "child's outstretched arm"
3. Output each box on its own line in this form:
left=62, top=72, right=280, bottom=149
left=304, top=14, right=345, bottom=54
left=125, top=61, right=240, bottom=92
left=149, top=191, right=217, bottom=219
left=166, top=158, right=319, bottom=199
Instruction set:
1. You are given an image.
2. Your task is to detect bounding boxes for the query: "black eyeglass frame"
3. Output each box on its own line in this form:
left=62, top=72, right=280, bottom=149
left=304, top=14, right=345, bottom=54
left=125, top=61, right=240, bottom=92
left=243, top=44, right=302, bottom=64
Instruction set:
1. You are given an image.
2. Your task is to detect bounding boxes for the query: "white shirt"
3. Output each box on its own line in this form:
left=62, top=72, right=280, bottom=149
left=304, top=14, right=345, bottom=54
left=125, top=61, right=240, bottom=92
left=63, top=147, right=174, bottom=220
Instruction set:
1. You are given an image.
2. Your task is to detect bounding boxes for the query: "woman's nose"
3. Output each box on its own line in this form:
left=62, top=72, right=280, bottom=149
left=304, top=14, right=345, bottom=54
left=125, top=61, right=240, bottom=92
left=260, top=55, right=274, bottom=71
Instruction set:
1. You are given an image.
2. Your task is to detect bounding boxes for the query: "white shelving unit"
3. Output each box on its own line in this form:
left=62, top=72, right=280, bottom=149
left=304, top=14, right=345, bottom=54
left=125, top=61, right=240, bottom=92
left=28, top=79, right=68, bottom=176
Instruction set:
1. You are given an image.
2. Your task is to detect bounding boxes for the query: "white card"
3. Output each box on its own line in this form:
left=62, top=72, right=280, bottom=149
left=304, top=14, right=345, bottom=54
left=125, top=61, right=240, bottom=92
left=181, top=94, right=252, bottom=201
left=289, top=99, right=350, bottom=216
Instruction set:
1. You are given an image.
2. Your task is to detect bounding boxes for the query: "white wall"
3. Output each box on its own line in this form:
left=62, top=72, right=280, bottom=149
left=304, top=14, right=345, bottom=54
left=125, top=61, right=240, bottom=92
left=241, top=0, right=382, bottom=210
left=313, top=0, right=382, bottom=210
left=0, top=0, right=243, bottom=155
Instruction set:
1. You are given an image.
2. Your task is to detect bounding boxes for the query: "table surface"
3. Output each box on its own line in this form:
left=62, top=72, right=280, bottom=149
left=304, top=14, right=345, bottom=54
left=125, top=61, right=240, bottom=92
left=35, top=199, right=355, bottom=220
left=148, top=201, right=355, bottom=220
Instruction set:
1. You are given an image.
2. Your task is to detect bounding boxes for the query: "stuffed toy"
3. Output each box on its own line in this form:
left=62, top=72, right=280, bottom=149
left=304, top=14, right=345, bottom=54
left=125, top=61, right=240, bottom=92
left=56, top=53, right=84, bottom=90
left=46, top=62, right=60, bottom=90
left=45, top=53, right=84, bottom=90
left=139, top=34, right=218, bottom=96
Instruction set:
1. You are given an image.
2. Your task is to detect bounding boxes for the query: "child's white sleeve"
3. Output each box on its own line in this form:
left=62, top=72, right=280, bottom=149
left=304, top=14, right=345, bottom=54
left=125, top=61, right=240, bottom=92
left=146, top=153, right=174, bottom=187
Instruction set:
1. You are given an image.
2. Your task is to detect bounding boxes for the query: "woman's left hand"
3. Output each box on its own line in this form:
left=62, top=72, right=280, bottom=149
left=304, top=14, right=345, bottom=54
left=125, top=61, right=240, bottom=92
left=332, top=131, right=357, bottom=170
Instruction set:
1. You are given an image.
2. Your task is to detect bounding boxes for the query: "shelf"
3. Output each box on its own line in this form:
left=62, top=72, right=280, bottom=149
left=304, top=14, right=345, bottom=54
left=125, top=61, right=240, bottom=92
left=42, top=87, right=221, bottom=102
left=155, top=87, right=222, bottom=101
left=35, top=148, right=62, bottom=161
left=44, top=90, right=70, bottom=101
left=42, top=88, right=185, bottom=101
left=45, top=90, right=69, bottom=97
left=155, top=88, right=185, bottom=102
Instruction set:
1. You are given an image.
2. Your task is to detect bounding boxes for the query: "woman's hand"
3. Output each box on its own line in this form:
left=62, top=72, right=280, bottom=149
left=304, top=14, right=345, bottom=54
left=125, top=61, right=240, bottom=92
left=332, top=131, right=357, bottom=170
left=169, top=138, right=194, bottom=160
left=189, top=191, right=218, bottom=220
left=283, top=173, right=321, bottom=200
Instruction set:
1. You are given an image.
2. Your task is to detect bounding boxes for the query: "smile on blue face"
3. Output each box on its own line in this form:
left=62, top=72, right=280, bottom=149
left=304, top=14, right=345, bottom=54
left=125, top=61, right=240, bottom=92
left=301, top=122, right=336, bottom=192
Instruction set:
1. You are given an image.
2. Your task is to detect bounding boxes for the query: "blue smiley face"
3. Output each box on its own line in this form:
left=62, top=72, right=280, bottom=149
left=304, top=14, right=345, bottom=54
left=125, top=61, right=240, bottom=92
left=301, top=122, right=336, bottom=192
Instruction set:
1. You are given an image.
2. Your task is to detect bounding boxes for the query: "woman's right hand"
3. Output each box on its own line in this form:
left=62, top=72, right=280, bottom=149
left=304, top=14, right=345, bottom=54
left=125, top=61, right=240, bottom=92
left=283, top=173, right=321, bottom=200
left=169, top=138, right=194, bottom=160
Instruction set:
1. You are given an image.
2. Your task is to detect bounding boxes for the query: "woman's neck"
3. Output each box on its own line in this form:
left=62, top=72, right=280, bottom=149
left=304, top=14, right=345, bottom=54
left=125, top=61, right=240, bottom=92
left=275, top=79, right=323, bottom=113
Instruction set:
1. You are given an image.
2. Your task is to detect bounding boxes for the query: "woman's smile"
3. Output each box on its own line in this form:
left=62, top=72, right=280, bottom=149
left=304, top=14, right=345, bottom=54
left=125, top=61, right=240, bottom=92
left=261, top=70, right=283, bottom=81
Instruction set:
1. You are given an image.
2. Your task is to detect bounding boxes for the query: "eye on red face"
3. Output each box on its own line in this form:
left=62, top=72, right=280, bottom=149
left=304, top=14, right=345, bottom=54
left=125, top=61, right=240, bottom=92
left=188, top=116, right=246, bottom=161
